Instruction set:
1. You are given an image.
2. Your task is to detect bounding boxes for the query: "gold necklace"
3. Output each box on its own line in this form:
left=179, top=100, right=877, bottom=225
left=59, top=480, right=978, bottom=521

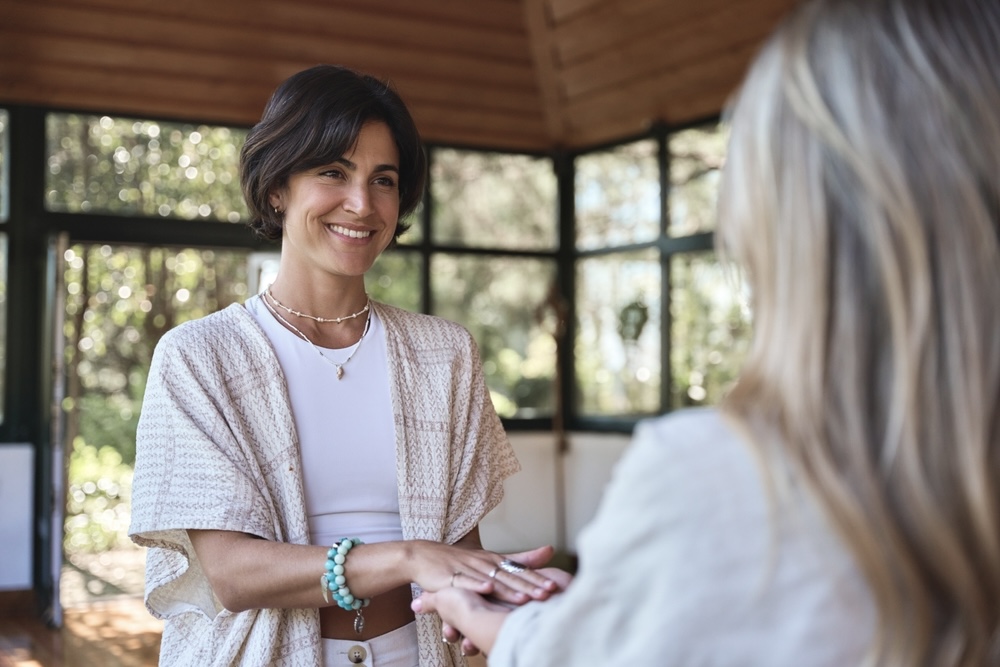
left=262, top=295, right=371, bottom=380
left=266, top=287, right=370, bottom=324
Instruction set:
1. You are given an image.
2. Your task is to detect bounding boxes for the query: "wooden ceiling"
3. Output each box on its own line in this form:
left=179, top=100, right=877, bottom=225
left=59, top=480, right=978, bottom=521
left=0, top=0, right=797, bottom=151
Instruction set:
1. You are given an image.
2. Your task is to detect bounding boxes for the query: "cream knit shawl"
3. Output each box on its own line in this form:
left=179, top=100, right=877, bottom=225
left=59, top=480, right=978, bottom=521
left=129, top=301, right=519, bottom=666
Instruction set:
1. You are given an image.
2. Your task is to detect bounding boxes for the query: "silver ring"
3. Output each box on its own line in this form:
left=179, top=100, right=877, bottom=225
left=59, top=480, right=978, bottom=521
left=488, top=566, right=500, bottom=579
left=451, top=571, right=462, bottom=587
left=499, top=559, right=528, bottom=574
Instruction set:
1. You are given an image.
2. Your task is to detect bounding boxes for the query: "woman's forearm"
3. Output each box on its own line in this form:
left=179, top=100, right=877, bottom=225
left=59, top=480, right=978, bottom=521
left=188, top=528, right=558, bottom=613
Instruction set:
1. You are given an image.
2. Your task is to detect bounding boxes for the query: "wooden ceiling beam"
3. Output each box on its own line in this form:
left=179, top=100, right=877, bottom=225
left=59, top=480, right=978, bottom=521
left=0, top=33, right=542, bottom=116
left=557, top=6, right=785, bottom=99
left=1, top=2, right=535, bottom=88
left=561, top=42, right=758, bottom=137
left=553, top=0, right=751, bottom=65
left=46, top=0, right=532, bottom=63
left=0, top=61, right=549, bottom=148
left=523, top=0, right=568, bottom=145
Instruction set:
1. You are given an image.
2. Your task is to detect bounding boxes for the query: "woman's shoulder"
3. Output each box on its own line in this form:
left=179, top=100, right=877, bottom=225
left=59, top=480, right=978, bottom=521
left=633, top=408, right=742, bottom=457
left=373, top=302, right=474, bottom=344
left=622, top=408, right=757, bottom=499
left=154, top=302, right=267, bottom=361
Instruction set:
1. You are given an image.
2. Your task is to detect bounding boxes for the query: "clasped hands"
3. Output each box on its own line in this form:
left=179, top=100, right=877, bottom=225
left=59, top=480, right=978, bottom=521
left=411, top=544, right=574, bottom=657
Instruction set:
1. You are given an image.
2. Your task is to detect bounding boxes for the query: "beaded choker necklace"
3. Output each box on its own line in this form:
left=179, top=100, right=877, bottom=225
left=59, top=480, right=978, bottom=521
left=265, top=287, right=370, bottom=324
left=262, top=293, right=371, bottom=380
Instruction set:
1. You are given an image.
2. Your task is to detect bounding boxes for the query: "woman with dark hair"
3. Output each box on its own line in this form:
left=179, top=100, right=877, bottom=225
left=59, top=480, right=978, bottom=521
left=129, top=65, right=558, bottom=667
left=412, top=0, right=1000, bottom=665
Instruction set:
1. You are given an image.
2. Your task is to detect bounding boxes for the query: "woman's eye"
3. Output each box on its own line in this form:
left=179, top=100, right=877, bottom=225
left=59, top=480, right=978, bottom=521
left=320, top=169, right=344, bottom=179
left=374, top=176, right=397, bottom=188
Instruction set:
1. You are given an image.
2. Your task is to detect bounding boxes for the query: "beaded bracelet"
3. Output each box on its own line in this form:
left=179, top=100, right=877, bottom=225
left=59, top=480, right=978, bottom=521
left=320, top=537, right=371, bottom=634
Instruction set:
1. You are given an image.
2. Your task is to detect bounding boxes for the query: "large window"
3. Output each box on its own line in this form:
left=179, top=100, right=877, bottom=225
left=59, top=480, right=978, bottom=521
left=46, top=113, right=247, bottom=221
left=35, top=110, right=747, bottom=429
left=0, top=233, right=7, bottom=424
left=0, top=109, right=8, bottom=222
left=425, top=149, right=559, bottom=418
left=431, top=149, right=558, bottom=251
left=61, top=244, right=250, bottom=596
left=573, top=124, right=748, bottom=419
left=575, top=139, right=659, bottom=251
left=0, top=109, right=8, bottom=424
left=669, top=124, right=727, bottom=236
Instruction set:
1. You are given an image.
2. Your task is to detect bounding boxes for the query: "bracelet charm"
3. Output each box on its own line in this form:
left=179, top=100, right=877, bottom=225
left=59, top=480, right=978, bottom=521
left=321, top=537, right=371, bottom=635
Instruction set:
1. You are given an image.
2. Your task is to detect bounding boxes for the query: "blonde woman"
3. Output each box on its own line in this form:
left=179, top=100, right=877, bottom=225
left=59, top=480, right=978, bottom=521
left=412, top=0, right=1000, bottom=665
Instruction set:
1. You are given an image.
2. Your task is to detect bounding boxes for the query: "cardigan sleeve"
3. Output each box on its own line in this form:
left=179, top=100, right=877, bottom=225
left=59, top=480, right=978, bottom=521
left=128, top=318, right=287, bottom=619
left=442, top=325, right=520, bottom=545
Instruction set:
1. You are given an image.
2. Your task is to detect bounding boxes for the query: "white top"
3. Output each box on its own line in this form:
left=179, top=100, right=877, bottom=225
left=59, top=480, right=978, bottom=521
left=491, top=408, right=875, bottom=667
left=246, top=294, right=403, bottom=546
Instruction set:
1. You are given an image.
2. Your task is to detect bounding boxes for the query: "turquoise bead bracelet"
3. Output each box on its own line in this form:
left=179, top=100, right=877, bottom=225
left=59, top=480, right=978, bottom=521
left=320, top=537, right=371, bottom=634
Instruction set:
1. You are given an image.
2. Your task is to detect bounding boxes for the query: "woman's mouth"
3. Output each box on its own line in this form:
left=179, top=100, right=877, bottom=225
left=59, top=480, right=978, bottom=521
left=328, top=224, right=373, bottom=239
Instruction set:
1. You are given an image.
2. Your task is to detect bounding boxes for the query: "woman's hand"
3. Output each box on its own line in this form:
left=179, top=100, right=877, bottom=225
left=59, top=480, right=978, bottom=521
left=411, top=587, right=512, bottom=656
left=403, top=541, right=561, bottom=606
left=413, top=566, right=574, bottom=656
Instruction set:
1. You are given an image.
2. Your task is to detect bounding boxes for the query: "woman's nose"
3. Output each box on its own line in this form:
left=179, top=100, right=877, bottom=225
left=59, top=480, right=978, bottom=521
left=342, top=182, right=371, bottom=215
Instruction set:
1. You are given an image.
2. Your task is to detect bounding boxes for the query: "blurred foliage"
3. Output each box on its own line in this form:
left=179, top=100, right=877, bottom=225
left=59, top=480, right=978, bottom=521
left=575, top=139, right=660, bottom=251
left=428, top=149, right=559, bottom=416
left=0, top=234, right=6, bottom=423
left=575, top=123, right=749, bottom=415
left=431, top=254, right=557, bottom=418
left=65, top=438, right=133, bottom=553
left=1, top=111, right=7, bottom=423
left=0, top=109, right=8, bottom=222
left=575, top=250, right=662, bottom=415
left=61, top=243, right=249, bottom=556
left=366, top=248, right=423, bottom=312
left=670, top=252, right=750, bottom=408
left=431, top=149, right=557, bottom=251
left=46, top=113, right=247, bottom=221
left=669, top=125, right=729, bottom=236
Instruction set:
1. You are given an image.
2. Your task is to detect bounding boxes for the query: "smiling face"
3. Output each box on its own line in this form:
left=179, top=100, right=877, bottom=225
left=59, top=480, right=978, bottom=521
left=270, top=121, right=401, bottom=284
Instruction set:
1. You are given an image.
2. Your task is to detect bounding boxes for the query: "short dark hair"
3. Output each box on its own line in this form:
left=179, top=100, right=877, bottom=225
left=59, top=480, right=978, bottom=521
left=240, top=64, right=427, bottom=242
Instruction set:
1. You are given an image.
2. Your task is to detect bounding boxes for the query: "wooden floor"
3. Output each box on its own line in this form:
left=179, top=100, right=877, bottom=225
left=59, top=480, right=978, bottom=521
left=0, top=599, right=488, bottom=666
left=0, top=599, right=162, bottom=667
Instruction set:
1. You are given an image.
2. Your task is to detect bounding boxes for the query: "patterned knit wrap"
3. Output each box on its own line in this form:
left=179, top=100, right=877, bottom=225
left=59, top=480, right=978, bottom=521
left=129, top=301, right=519, bottom=666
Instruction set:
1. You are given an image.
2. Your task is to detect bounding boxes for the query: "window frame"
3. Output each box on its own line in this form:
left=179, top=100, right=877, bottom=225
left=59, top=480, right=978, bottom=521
left=0, top=105, right=725, bottom=445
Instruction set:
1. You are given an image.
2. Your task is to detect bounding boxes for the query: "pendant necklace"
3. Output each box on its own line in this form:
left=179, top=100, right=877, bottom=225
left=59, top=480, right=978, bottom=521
left=262, top=293, right=371, bottom=380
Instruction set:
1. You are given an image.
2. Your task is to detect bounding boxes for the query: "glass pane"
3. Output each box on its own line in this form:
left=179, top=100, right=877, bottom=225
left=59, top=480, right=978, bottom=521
left=575, top=139, right=660, bottom=251
left=668, top=123, right=728, bottom=236
left=61, top=244, right=250, bottom=604
left=46, top=113, right=248, bottom=222
left=398, top=198, right=425, bottom=246
left=366, top=248, right=422, bottom=312
left=431, top=148, right=557, bottom=251
left=0, top=109, right=8, bottom=222
left=0, top=234, right=6, bottom=423
left=575, top=249, right=661, bottom=415
left=669, top=251, right=751, bottom=408
left=431, top=254, right=557, bottom=418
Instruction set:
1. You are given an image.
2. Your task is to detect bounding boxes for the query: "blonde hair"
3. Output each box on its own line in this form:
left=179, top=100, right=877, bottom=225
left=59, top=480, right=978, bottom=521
left=718, top=0, right=1000, bottom=664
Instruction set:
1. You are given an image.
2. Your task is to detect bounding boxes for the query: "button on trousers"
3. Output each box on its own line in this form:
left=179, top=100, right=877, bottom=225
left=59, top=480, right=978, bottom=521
left=322, top=622, right=419, bottom=667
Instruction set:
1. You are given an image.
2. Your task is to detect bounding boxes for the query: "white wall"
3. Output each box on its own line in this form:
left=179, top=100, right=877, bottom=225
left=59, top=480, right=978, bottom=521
left=479, top=431, right=631, bottom=554
left=0, top=444, right=34, bottom=591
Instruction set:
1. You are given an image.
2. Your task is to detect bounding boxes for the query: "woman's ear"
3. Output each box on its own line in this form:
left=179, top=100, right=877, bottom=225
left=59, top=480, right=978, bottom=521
left=268, top=191, right=284, bottom=214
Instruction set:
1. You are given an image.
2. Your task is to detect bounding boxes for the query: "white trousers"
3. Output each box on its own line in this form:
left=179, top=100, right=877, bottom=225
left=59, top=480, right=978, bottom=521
left=322, top=622, right=419, bottom=667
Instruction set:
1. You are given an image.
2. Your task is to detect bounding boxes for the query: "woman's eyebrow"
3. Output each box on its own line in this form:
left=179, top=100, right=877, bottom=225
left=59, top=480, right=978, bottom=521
left=332, top=157, right=399, bottom=173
